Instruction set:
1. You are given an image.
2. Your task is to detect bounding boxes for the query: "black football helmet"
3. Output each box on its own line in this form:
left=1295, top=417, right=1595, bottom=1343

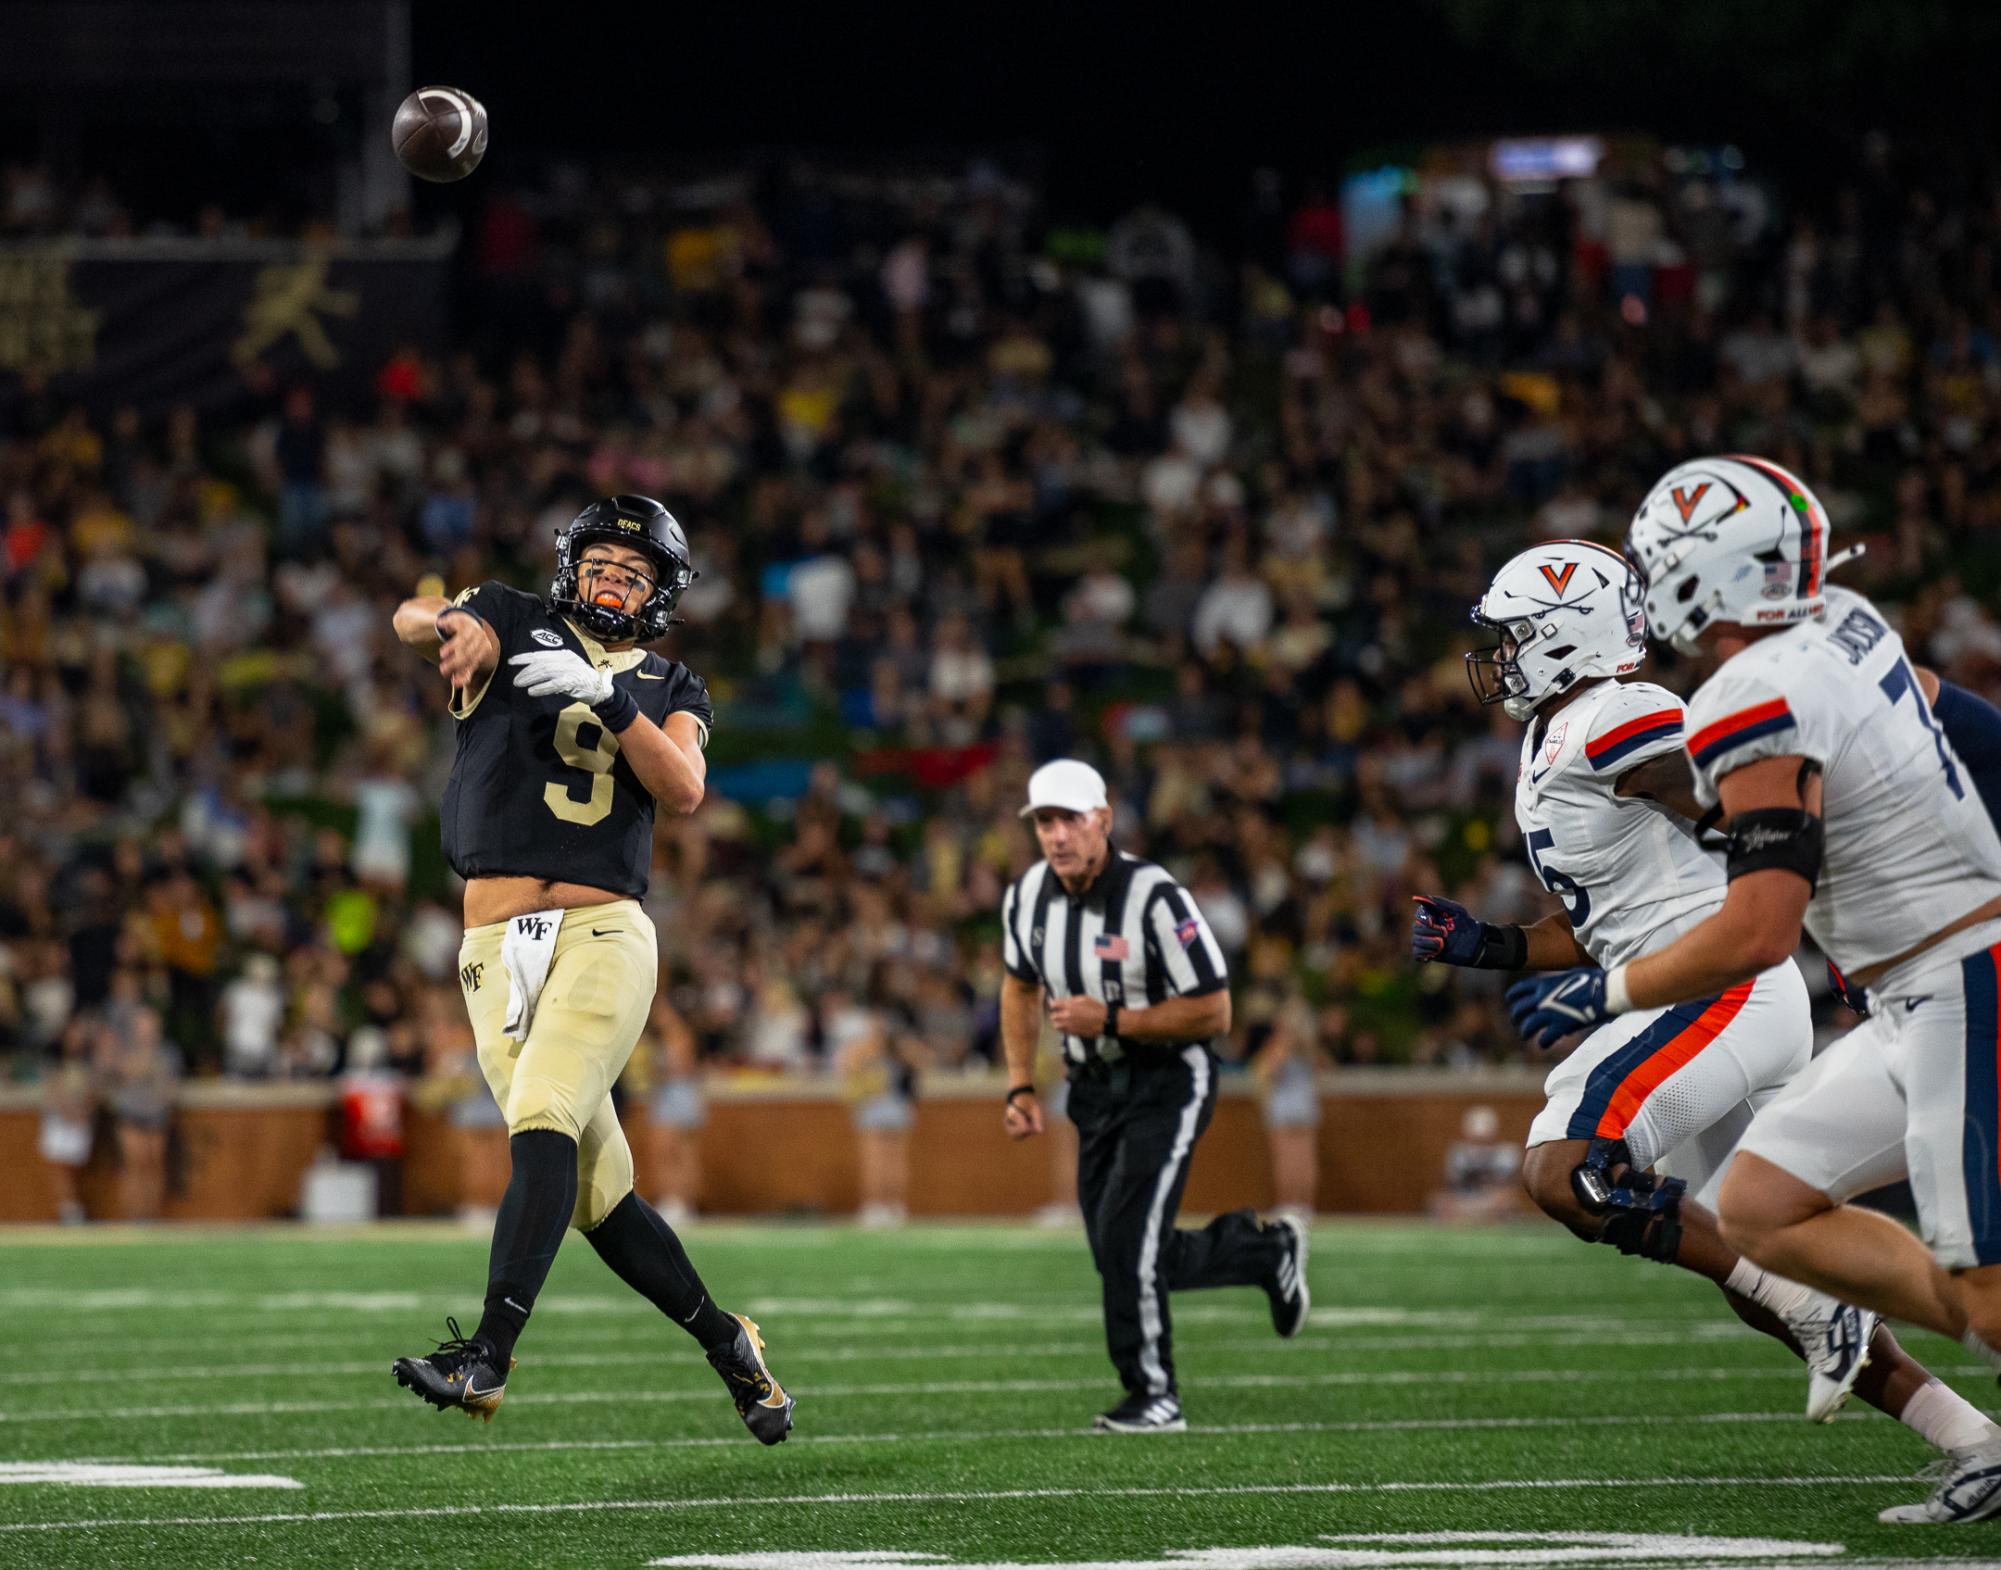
left=550, top=495, right=698, bottom=643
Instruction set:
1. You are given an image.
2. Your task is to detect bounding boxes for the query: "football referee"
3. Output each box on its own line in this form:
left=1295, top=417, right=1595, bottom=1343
left=999, top=759, right=1311, bottom=1433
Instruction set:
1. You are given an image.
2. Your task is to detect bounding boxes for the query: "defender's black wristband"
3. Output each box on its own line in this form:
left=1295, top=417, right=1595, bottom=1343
left=1004, top=1083, right=1036, bottom=1106
left=593, top=684, right=640, bottom=734
left=1481, top=923, right=1528, bottom=971
left=1103, top=1000, right=1121, bottom=1038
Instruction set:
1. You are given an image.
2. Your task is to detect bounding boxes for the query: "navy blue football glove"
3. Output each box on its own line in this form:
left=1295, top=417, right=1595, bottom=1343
left=1507, top=967, right=1612, bottom=1049
left=1825, top=958, right=1871, bottom=1017
left=1411, top=895, right=1479, bottom=964
left=1411, top=895, right=1526, bottom=969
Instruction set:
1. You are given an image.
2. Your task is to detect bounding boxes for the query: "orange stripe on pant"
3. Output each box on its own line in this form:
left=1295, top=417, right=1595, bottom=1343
left=1595, top=980, right=1756, bottom=1140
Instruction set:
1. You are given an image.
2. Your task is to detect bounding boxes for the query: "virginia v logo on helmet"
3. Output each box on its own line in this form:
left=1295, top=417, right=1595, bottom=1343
left=1467, top=540, right=1647, bottom=721
left=1624, top=455, right=1839, bottom=656
left=550, top=494, right=699, bottom=644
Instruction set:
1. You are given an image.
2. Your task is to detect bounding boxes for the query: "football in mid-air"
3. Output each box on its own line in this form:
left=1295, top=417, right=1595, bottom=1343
left=392, top=86, right=489, bottom=183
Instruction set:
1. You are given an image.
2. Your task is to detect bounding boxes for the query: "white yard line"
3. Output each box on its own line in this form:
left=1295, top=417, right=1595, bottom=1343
left=65, top=1408, right=1870, bottom=1468
left=0, top=1295, right=1756, bottom=1339
left=0, top=1462, right=301, bottom=1491
left=5, top=1318, right=1780, bottom=1365
left=0, top=1322, right=1772, bottom=1388
left=0, top=1289, right=1133, bottom=1320
left=6, top=1363, right=1986, bottom=1426
left=0, top=1472, right=1933, bottom=1535
left=0, top=1221, right=1584, bottom=1254
left=3, top=1292, right=1631, bottom=1327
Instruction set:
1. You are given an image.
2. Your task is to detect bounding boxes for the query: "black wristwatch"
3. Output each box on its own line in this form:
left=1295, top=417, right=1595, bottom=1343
left=1103, top=1000, right=1121, bottom=1039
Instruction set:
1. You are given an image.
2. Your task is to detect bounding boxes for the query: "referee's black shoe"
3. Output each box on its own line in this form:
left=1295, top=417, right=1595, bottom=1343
left=707, top=1312, right=795, bottom=1444
left=1094, top=1392, right=1186, bottom=1434
left=1262, top=1215, right=1310, bottom=1338
left=391, top=1316, right=515, bottom=1422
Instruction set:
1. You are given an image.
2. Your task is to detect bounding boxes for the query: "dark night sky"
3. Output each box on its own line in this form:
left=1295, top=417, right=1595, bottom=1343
left=5, top=2, right=2000, bottom=236
left=406, top=2, right=2001, bottom=228
left=416, top=6, right=1656, bottom=212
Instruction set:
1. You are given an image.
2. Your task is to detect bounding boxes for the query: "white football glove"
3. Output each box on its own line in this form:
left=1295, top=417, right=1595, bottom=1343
left=508, top=649, right=613, bottom=706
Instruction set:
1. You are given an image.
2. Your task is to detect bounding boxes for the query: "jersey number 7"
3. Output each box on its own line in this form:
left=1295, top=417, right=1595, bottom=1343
left=1526, top=827, right=1591, bottom=924
left=1879, top=657, right=1964, bottom=801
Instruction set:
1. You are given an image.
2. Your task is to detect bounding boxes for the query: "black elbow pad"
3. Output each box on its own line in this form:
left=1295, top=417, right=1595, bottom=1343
left=1725, top=808, right=1824, bottom=893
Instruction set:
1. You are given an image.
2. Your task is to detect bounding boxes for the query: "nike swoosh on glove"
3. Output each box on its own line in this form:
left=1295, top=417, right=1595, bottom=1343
left=509, top=649, right=614, bottom=706
left=1506, top=967, right=1611, bottom=1049
left=1411, top=894, right=1480, bottom=965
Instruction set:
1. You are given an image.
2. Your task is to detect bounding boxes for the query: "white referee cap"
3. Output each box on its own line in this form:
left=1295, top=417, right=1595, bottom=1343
left=1019, top=758, right=1109, bottom=818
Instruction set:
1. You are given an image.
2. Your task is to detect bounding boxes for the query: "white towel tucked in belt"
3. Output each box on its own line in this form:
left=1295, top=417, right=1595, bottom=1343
left=501, top=908, right=567, bottom=1039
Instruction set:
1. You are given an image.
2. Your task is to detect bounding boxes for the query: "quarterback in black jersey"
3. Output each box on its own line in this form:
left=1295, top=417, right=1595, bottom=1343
left=386, top=496, right=793, bottom=1444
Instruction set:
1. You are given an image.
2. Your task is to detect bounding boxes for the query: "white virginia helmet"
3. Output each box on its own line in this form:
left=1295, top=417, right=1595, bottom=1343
left=1625, top=455, right=1830, bottom=656
left=1467, top=540, right=1647, bottom=721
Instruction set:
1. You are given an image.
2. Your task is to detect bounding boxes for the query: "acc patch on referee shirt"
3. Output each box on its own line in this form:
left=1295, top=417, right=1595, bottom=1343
left=1175, top=918, right=1200, bottom=948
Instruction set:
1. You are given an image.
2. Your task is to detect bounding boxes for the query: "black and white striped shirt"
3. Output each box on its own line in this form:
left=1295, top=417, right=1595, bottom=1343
left=1000, top=850, right=1231, bottom=1068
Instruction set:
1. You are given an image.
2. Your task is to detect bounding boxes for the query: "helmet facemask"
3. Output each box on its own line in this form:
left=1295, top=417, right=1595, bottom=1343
left=1466, top=614, right=1575, bottom=721
left=1626, top=533, right=1718, bottom=656
left=551, top=528, right=696, bottom=642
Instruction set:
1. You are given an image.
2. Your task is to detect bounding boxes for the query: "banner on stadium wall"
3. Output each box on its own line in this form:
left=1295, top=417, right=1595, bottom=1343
left=0, top=237, right=453, bottom=414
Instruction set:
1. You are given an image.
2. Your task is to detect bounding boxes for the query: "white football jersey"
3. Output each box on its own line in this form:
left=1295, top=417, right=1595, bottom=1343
left=1515, top=680, right=1724, bottom=969
left=1685, top=585, right=2001, bottom=973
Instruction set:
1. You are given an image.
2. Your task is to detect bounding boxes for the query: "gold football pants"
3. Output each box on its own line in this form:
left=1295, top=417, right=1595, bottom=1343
left=457, top=900, right=656, bottom=1231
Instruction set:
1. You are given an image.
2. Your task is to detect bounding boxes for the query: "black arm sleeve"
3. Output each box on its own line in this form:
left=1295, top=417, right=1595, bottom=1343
left=1934, top=680, right=2001, bottom=824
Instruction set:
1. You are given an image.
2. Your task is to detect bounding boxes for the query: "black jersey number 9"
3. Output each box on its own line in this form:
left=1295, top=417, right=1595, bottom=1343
left=545, top=702, right=620, bottom=826
left=1525, top=827, right=1591, bottom=925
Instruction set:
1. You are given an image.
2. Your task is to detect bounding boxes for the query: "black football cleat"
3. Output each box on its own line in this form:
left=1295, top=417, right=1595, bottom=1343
left=1263, top=1216, right=1311, bottom=1338
left=391, top=1316, right=515, bottom=1423
left=1094, top=1392, right=1187, bottom=1433
left=707, top=1312, right=795, bottom=1444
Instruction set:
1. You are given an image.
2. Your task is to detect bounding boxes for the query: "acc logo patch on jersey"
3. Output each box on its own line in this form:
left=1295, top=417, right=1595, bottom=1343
left=531, top=628, right=564, bottom=648
left=1174, top=918, right=1201, bottom=949
left=1543, top=721, right=1568, bottom=766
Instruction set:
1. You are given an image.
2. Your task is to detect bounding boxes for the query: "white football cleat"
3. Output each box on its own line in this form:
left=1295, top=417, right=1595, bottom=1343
left=1879, top=1438, right=2001, bottom=1523
left=1789, top=1297, right=1878, bottom=1422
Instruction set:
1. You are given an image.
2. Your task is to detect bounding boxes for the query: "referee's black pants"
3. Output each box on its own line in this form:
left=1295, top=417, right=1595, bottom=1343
left=1068, top=1043, right=1279, bottom=1398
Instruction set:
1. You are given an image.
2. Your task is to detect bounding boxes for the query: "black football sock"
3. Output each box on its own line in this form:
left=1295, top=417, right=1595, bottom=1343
left=473, top=1129, right=579, bottom=1368
left=585, top=1190, right=739, bottom=1350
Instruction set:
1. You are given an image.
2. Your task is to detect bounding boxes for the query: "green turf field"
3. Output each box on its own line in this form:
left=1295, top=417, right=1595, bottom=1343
left=1, top=1218, right=1997, bottom=1569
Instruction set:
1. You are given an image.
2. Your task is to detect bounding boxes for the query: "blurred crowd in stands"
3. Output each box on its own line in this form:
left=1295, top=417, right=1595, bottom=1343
left=5, top=143, right=2001, bottom=1194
